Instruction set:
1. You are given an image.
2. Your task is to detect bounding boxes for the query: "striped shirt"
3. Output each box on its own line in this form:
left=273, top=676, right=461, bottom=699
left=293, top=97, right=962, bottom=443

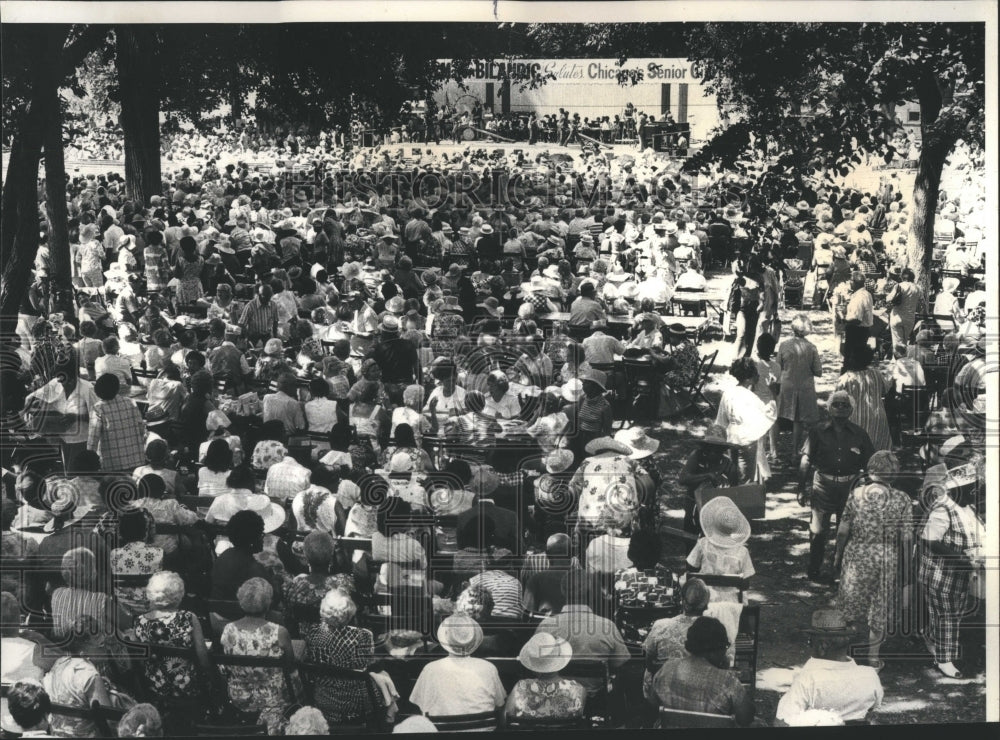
left=239, top=297, right=279, bottom=339
left=469, top=570, right=523, bottom=619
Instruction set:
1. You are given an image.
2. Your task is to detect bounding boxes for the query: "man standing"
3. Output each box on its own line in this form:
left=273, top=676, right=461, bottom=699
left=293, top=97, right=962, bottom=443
left=239, top=283, right=280, bottom=345
left=87, top=374, right=147, bottom=473
left=799, top=390, right=875, bottom=582
left=843, top=271, right=874, bottom=361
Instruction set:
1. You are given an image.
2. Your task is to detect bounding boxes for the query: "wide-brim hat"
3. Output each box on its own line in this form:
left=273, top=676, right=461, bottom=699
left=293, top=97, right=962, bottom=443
left=802, top=608, right=859, bottom=636
left=446, top=263, right=464, bottom=278
left=478, top=297, right=502, bottom=317
left=544, top=448, right=575, bottom=474
left=470, top=465, right=500, bottom=497
left=561, top=379, right=585, bottom=403
left=618, top=282, right=640, bottom=300
left=606, top=271, right=631, bottom=284
left=664, top=223, right=679, bottom=235
left=480, top=224, right=494, bottom=235
left=437, top=613, right=484, bottom=656
left=245, top=494, right=287, bottom=534
left=831, top=245, right=847, bottom=259
left=614, top=428, right=659, bottom=459
left=579, top=368, right=607, bottom=391
left=699, top=495, right=751, bottom=549
left=439, top=295, right=464, bottom=313
left=518, top=632, right=573, bottom=674
left=421, top=268, right=440, bottom=287
left=385, top=296, right=405, bottom=315
left=584, top=436, right=633, bottom=456
left=340, top=261, right=362, bottom=280
left=667, top=323, right=689, bottom=338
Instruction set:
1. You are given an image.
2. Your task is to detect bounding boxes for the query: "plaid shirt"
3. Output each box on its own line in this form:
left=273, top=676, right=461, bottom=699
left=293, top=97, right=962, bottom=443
left=650, top=655, right=750, bottom=717
left=88, top=396, right=147, bottom=471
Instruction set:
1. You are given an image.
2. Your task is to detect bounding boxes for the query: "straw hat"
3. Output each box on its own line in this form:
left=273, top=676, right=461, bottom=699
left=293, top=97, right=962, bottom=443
left=384, top=296, right=406, bottom=315
left=421, top=268, right=440, bottom=287
left=480, top=224, right=494, bottom=235
left=560, top=379, right=585, bottom=403
left=802, top=608, right=858, bottom=636
left=584, top=436, right=633, bottom=456
left=436, top=614, right=484, bottom=656
left=264, top=338, right=284, bottom=356
left=544, top=449, right=575, bottom=474
left=244, top=494, right=287, bottom=534
left=518, top=632, right=573, bottom=674
left=614, top=428, right=659, bottom=459
left=579, top=369, right=607, bottom=391
left=699, top=495, right=751, bottom=549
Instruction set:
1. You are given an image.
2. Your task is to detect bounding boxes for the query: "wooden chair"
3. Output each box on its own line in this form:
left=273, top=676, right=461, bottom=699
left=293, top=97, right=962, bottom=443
left=657, top=707, right=736, bottom=728
left=733, top=603, right=761, bottom=690
left=426, top=709, right=500, bottom=732
left=297, top=661, right=388, bottom=732
left=506, top=716, right=590, bottom=731
left=693, top=573, right=751, bottom=603
left=897, top=384, right=931, bottom=432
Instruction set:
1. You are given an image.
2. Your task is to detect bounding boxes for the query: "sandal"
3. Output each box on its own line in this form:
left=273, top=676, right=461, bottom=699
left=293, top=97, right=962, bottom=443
left=934, top=662, right=962, bottom=679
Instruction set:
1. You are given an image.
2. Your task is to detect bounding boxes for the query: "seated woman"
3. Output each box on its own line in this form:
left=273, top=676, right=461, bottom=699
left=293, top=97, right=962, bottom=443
left=132, top=572, right=216, bottom=713
left=110, top=509, right=164, bottom=616
left=284, top=531, right=355, bottom=635
left=50, top=547, right=129, bottom=643
left=628, top=312, right=664, bottom=351
left=220, top=577, right=297, bottom=735
left=686, top=496, right=754, bottom=605
left=44, top=616, right=132, bottom=738
left=303, top=589, right=377, bottom=727
left=504, top=633, right=586, bottom=725
left=648, top=617, right=755, bottom=727
left=677, top=425, right=740, bottom=537
left=198, top=439, right=234, bottom=497
left=371, top=499, right=429, bottom=595
left=133, top=438, right=186, bottom=499
left=378, top=423, right=434, bottom=474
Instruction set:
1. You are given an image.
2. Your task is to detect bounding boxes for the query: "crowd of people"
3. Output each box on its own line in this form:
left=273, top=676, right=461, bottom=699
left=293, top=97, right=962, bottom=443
left=0, top=125, right=990, bottom=736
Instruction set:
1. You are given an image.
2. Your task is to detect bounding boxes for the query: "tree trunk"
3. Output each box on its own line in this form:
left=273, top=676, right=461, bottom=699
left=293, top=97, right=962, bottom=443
left=230, top=66, right=244, bottom=126
left=0, top=26, right=67, bottom=336
left=906, top=140, right=947, bottom=289
left=116, top=26, right=162, bottom=205
left=44, top=86, right=75, bottom=323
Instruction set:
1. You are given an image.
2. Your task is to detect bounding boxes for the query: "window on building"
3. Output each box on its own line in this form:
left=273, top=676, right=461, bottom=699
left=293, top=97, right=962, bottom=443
left=907, top=110, right=921, bottom=123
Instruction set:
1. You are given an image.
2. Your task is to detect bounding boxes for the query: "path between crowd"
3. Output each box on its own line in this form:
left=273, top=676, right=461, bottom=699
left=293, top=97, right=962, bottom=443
left=646, top=271, right=987, bottom=725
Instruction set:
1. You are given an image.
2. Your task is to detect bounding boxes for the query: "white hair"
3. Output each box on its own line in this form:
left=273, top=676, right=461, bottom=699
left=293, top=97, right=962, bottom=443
left=146, top=571, right=186, bottom=611
left=285, top=706, right=329, bottom=736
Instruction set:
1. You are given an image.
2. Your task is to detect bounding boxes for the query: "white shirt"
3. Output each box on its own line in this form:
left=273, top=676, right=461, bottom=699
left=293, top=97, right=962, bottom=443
left=305, top=398, right=339, bottom=434
left=775, top=658, right=883, bottom=723
left=25, top=378, right=96, bottom=444
left=409, top=656, right=507, bottom=721
left=424, top=386, right=467, bottom=427
left=483, top=392, right=521, bottom=420
left=264, top=456, right=311, bottom=499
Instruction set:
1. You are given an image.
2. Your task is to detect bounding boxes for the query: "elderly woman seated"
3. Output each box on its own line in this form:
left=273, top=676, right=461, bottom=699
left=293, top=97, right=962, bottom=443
left=303, top=589, right=378, bottom=727
left=503, top=633, right=586, bottom=725
left=648, top=616, right=755, bottom=727
left=219, top=577, right=297, bottom=735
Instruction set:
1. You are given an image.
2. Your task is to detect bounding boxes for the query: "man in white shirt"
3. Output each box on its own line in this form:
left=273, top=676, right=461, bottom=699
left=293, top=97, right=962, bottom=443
left=94, top=336, right=133, bottom=391
left=775, top=609, right=883, bottom=726
left=675, top=264, right=708, bottom=292
left=582, top=329, right=626, bottom=366
left=409, top=615, right=507, bottom=720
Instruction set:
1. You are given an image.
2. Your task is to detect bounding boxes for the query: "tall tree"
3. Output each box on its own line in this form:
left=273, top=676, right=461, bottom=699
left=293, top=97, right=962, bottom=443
left=1, top=25, right=69, bottom=335
left=115, top=26, right=162, bottom=204
left=682, top=22, right=985, bottom=283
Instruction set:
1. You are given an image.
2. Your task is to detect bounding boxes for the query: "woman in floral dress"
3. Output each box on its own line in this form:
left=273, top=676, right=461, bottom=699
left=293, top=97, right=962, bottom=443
left=143, top=231, right=171, bottom=292
left=220, top=577, right=298, bottom=735
left=78, top=224, right=106, bottom=288
left=174, top=236, right=205, bottom=306
left=833, top=451, right=913, bottom=670
left=504, top=633, right=586, bottom=723
left=132, top=572, right=216, bottom=711
left=110, top=509, right=164, bottom=616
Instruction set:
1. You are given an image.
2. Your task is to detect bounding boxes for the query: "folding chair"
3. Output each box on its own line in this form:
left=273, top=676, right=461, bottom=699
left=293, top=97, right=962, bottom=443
left=685, top=349, right=719, bottom=416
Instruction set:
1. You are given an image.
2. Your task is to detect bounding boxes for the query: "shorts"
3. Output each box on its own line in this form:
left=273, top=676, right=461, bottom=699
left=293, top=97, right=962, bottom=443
left=812, top=472, right=853, bottom=514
